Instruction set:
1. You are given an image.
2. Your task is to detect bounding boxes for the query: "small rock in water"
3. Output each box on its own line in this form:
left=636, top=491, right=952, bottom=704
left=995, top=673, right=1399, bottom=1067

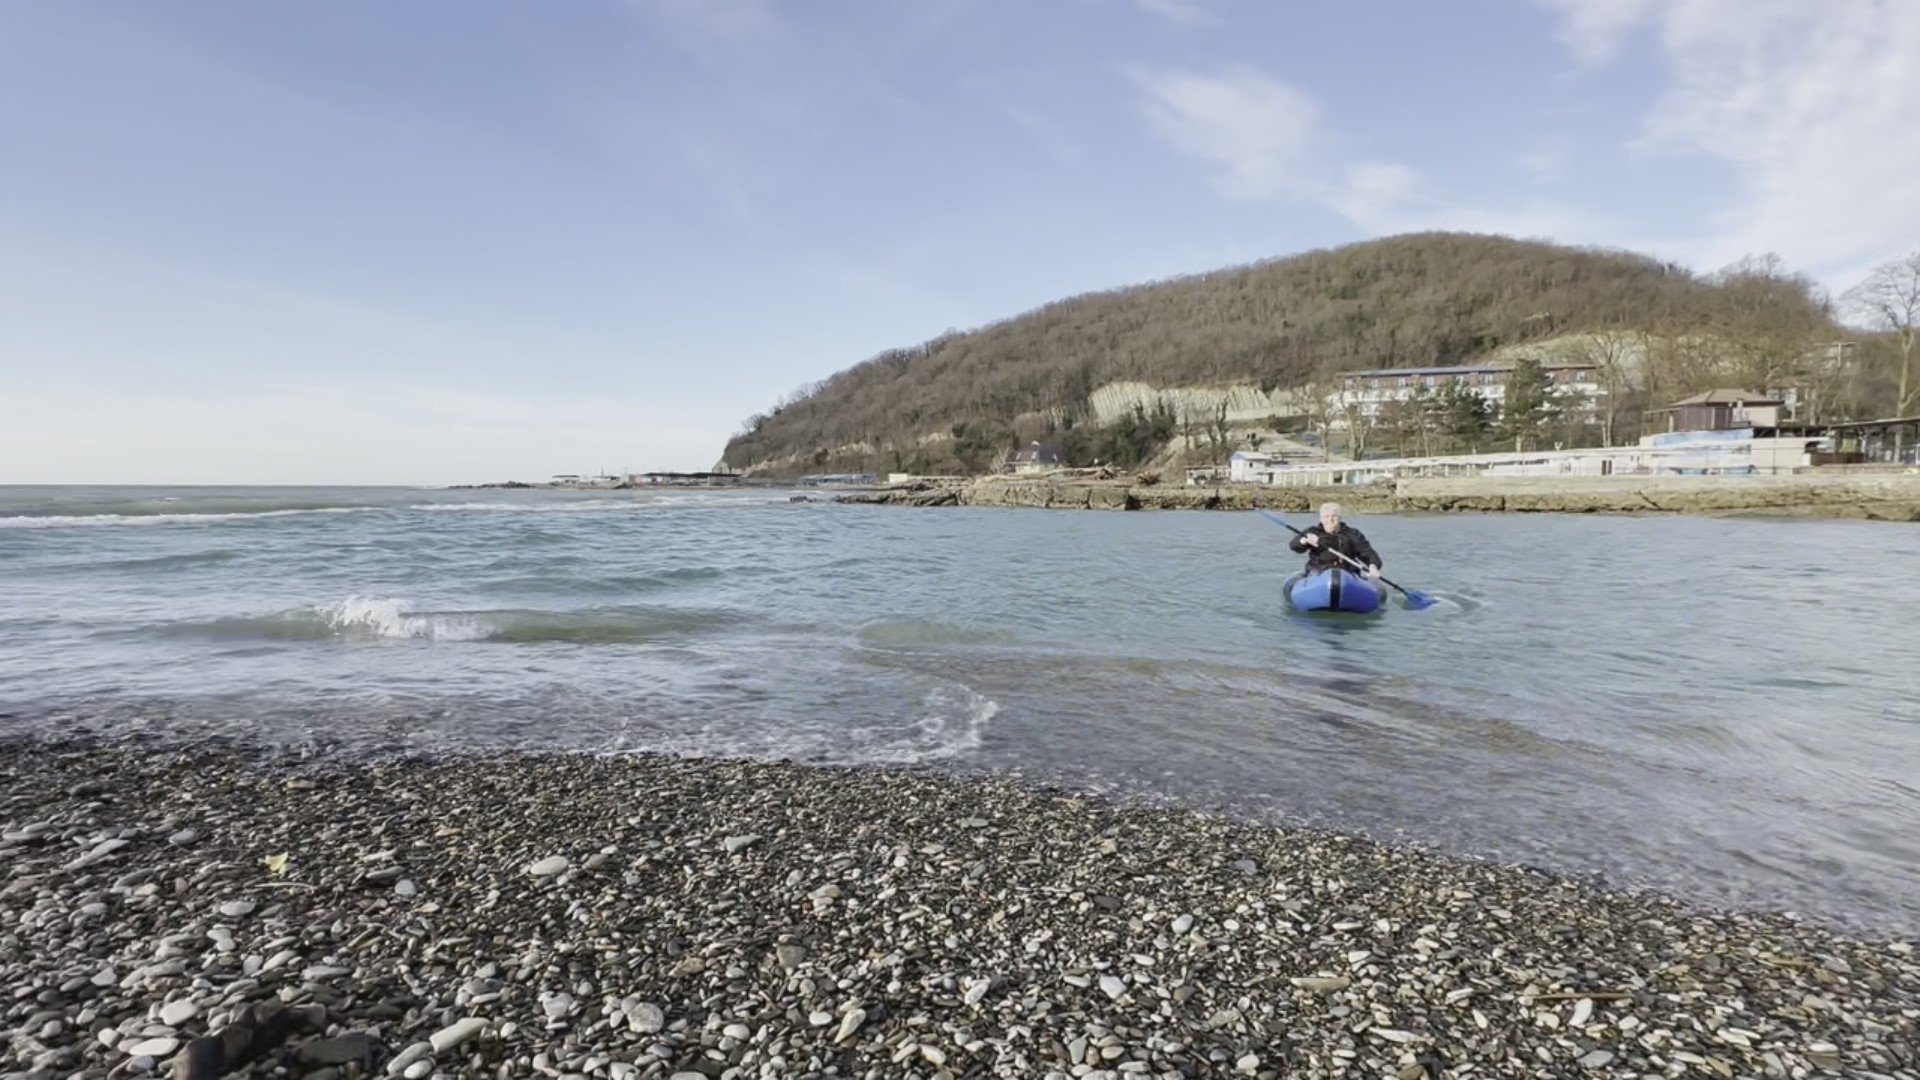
left=721, top=834, right=760, bottom=854
left=1172, top=913, right=1195, bottom=935
left=1099, top=975, right=1128, bottom=1000
left=527, top=855, right=570, bottom=877
left=1579, top=1049, right=1615, bottom=1068
left=159, top=1000, right=199, bottom=1027
left=167, top=828, right=201, bottom=847
left=395, top=878, right=417, bottom=898
left=218, top=900, right=255, bottom=918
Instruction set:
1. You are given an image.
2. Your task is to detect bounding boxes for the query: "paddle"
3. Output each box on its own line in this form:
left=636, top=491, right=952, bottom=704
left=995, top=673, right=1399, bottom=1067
left=1257, top=510, right=1435, bottom=609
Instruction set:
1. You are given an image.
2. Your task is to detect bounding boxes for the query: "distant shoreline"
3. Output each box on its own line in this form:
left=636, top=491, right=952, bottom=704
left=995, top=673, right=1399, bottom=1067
left=835, top=471, right=1920, bottom=521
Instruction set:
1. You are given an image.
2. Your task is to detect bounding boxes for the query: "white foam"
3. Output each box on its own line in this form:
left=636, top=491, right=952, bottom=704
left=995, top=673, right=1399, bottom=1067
left=315, top=597, right=487, bottom=642
left=865, top=684, right=1000, bottom=763
left=0, top=507, right=370, bottom=529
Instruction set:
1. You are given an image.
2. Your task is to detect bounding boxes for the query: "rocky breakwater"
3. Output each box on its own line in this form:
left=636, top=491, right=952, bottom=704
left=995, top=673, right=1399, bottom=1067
left=840, top=472, right=1920, bottom=519
left=835, top=478, right=1392, bottom=514
left=1394, top=474, right=1920, bottom=520
left=4, top=736, right=1917, bottom=1079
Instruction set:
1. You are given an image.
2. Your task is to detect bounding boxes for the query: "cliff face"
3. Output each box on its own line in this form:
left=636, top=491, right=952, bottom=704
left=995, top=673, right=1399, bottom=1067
left=836, top=474, right=1920, bottom=521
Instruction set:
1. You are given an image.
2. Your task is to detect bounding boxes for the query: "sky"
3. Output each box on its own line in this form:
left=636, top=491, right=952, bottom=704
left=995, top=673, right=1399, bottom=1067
left=2, top=0, right=1917, bottom=485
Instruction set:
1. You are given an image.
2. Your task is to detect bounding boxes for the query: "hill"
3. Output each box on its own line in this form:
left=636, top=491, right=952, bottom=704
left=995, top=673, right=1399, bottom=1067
left=718, top=232, right=1853, bottom=477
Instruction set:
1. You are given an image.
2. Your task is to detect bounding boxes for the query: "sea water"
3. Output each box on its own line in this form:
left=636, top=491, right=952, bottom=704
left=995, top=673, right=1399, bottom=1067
left=2, top=484, right=1917, bottom=936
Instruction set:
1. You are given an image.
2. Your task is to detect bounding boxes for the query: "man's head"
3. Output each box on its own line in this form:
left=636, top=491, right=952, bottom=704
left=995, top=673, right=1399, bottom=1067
left=1319, top=502, right=1343, bottom=531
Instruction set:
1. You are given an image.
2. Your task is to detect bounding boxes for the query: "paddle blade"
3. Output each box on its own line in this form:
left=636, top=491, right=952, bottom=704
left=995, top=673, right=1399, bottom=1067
left=1401, top=589, right=1435, bottom=610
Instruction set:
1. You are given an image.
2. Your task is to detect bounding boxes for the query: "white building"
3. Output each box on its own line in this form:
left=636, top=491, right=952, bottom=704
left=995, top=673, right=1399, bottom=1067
left=1227, top=450, right=1277, bottom=483
left=1327, top=361, right=1605, bottom=427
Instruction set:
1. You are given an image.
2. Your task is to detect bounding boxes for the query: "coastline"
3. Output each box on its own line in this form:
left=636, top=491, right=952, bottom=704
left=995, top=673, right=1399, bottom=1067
left=835, top=472, right=1920, bottom=520
left=4, top=735, right=1914, bottom=1079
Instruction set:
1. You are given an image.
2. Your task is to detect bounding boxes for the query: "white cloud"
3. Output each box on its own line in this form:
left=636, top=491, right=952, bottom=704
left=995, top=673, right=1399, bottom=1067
left=1537, top=0, right=1920, bottom=282
left=1133, top=0, right=1222, bottom=26
left=1129, top=66, right=1605, bottom=243
left=1326, top=163, right=1606, bottom=245
left=1531, top=0, right=1655, bottom=65
left=1324, top=163, right=1420, bottom=227
left=1127, top=66, right=1320, bottom=202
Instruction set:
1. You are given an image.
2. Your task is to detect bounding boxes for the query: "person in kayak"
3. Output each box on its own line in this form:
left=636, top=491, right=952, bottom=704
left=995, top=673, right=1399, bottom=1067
left=1289, top=502, right=1383, bottom=584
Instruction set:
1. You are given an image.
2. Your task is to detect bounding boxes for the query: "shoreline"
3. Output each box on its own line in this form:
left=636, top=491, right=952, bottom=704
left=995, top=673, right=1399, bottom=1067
left=834, top=472, right=1920, bottom=520
left=3, top=734, right=1914, bottom=1079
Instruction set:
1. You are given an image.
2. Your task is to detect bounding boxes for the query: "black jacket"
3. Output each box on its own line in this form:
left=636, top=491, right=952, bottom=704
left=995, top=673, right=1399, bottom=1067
left=1289, top=523, right=1382, bottom=573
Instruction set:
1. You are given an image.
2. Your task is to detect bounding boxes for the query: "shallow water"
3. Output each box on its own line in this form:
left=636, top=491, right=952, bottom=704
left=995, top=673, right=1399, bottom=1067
left=3, top=484, right=1918, bottom=936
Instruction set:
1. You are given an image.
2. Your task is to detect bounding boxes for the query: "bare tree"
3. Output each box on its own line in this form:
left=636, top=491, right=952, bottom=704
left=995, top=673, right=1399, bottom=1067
left=1207, top=399, right=1232, bottom=463
left=1562, top=329, right=1640, bottom=446
left=1842, top=251, right=1920, bottom=421
left=1706, top=254, right=1831, bottom=402
left=1298, top=375, right=1338, bottom=461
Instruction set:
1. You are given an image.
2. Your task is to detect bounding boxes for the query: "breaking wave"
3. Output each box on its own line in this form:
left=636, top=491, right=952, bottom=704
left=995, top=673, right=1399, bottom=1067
left=145, top=597, right=748, bottom=645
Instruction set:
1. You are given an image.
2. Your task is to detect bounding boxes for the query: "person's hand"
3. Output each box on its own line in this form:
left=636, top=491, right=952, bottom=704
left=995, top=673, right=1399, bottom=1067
left=1300, top=533, right=1318, bottom=547
left=1366, top=565, right=1381, bottom=580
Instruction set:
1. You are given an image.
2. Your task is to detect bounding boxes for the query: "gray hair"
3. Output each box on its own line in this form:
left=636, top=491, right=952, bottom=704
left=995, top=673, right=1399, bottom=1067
left=1319, top=502, right=1344, bottom=516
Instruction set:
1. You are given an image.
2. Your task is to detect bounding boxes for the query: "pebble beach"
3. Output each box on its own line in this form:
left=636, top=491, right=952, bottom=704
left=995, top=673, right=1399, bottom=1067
left=3, top=735, right=1915, bottom=1080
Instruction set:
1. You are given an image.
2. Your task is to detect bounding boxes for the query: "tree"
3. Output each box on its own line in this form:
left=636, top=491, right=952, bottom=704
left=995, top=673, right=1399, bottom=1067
left=1562, top=329, right=1640, bottom=446
left=1206, top=399, right=1232, bottom=464
left=1432, top=378, right=1491, bottom=453
left=1378, top=388, right=1434, bottom=457
left=1498, top=358, right=1558, bottom=452
left=1297, top=375, right=1338, bottom=460
left=1334, top=390, right=1372, bottom=459
left=1842, top=251, right=1920, bottom=423
left=1706, top=253, right=1832, bottom=409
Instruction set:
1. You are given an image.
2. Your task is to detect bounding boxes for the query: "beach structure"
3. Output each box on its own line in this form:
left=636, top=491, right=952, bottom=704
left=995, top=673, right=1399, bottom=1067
left=1228, top=388, right=1833, bottom=485
left=1004, top=440, right=1067, bottom=474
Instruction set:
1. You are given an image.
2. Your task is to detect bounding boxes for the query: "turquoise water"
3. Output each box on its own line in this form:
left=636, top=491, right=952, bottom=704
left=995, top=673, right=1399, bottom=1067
left=2, top=484, right=1918, bottom=936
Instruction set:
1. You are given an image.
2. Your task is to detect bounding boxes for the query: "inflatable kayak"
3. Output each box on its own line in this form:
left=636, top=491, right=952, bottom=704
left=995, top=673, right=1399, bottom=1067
left=1282, top=567, right=1384, bottom=614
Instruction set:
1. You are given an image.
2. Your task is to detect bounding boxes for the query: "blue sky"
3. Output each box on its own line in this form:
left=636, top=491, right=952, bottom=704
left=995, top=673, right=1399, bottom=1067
left=3, top=0, right=1916, bottom=484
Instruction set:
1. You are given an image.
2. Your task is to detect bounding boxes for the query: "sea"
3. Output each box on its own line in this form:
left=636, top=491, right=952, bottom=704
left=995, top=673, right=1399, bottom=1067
left=3, top=484, right=1918, bottom=938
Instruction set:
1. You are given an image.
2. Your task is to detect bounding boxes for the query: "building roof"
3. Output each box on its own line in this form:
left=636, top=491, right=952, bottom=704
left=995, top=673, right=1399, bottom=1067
left=1661, top=389, right=1782, bottom=408
left=1342, top=359, right=1597, bottom=379
left=1819, top=415, right=1920, bottom=431
left=1343, top=365, right=1503, bottom=379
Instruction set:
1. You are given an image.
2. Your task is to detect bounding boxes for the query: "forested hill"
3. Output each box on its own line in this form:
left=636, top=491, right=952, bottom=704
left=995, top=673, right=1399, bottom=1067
left=719, top=232, right=1842, bottom=476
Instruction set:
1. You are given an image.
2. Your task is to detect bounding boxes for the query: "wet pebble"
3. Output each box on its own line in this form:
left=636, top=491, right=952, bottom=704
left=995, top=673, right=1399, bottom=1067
left=0, top=734, right=1914, bottom=1080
